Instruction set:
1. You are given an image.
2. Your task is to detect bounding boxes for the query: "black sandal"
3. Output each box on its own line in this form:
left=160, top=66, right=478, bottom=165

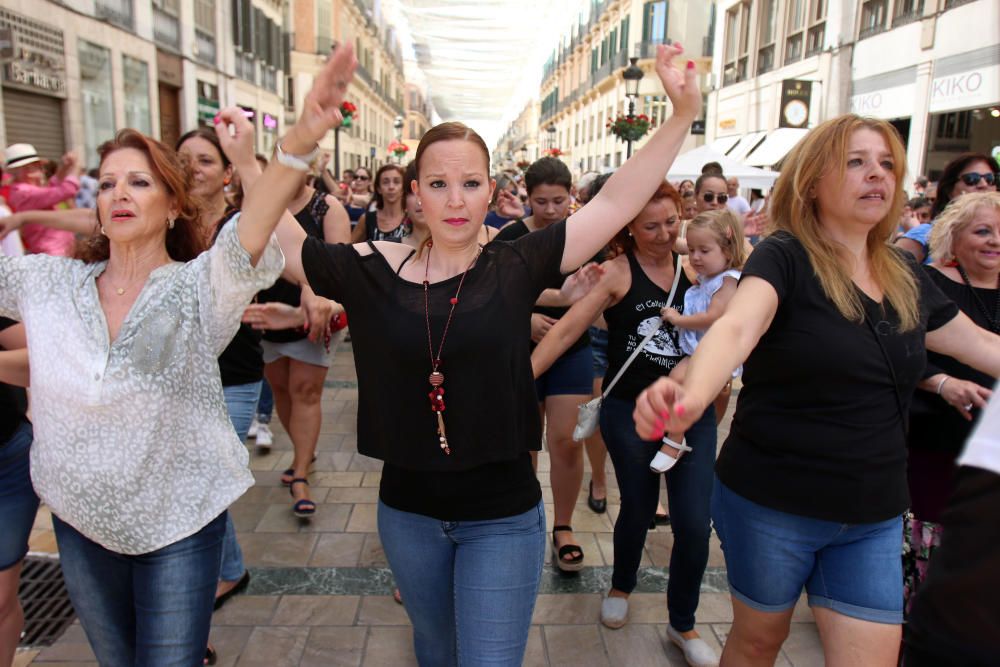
left=289, top=478, right=316, bottom=518
left=204, top=644, right=217, bottom=665
left=551, top=525, right=584, bottom=572
left=280, top=455, right=318, bottom=486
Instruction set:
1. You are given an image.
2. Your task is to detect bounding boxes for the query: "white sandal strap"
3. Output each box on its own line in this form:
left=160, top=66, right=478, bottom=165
left=661, top=436, right=692, bottom=453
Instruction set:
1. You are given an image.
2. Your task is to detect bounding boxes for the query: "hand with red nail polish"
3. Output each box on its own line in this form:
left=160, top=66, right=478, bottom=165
left=654, top=41, right=702, bottom=122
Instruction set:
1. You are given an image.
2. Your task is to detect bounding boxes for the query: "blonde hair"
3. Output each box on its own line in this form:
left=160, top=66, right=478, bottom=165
left=767, top=114, right=919, bottom=330
left=929, top=192, right=1000, bottom=264
left=686, top=208, right=747, bottom=269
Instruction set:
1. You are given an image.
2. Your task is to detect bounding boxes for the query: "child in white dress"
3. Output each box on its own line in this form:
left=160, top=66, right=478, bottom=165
left=653, top=209, right=747, bottom=472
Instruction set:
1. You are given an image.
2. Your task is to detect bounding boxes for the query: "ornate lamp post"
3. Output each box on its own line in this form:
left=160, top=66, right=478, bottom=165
left=392, top=116, right=404, bottom=163
left=623, top=57, right=644, bottom=158
left=546, top=125, right=556, bottom=150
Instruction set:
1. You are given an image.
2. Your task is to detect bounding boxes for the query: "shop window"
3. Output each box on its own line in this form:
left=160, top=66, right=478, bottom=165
left=859, top=0, right=889, bottom=39
left=936, top=111, right=972, bottom=141
left=723, top=1, right=750, bottom=86
left=79, top=41, right=115, bottom=168
left=122, top=56, right=151, bottom=135
left=785, top=0, right=826, bottom=65
left=756, top=0, right=777, bottom=75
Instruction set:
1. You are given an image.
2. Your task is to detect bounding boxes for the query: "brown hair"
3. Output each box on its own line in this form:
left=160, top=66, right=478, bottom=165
left=77, top=129, right=206, bottom=263
left=767, top=114, right=918, bottom=330
left=686, top=208, right=747, bottom=269
left=414, top=122, right=491, bottom=179
left=372, top=163, right=405, bottom=210
left=609, top=181, right=683, bottom=256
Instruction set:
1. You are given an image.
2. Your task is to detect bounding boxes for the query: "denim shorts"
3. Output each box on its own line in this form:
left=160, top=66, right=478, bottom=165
left=0, top=421, right=39, bottom=570
left=588, top=326, right=609, bottom=379
left=712, top=480, right=903, bottom=624
left=535, top=344, right=594, bottom=398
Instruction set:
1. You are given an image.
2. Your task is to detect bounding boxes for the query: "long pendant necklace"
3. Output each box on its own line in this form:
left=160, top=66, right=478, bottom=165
left=956, top=264, right=1000, bottom=333
left=423, top=241, right=482, bottom=455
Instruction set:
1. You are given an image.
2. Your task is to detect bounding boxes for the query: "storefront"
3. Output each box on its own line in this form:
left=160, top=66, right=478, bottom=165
left=156, top=50, right=183, bottom=148
left=0, top=9, right=68, bottom=161
left=197, top=80, right=220, bottom=127
left=122, top=55, right=151, bottom=135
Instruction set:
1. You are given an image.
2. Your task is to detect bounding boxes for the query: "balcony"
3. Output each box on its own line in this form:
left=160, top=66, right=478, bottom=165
left=633, top=39, right=670, bottom=60
left=195, top=30, right=216, bottom=66
left=589, top=49, right=628, bottom=88
left=152, top=6, right=180, bottom=50
left=95, top=0, right=133, bottom=31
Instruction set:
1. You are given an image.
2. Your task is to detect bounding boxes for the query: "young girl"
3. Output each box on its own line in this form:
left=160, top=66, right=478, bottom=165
left=653, top=208, right=747, bottom=472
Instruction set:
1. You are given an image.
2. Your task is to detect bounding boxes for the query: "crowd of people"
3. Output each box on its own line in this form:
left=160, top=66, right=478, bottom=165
left=0, top=39, right=997, bottom=667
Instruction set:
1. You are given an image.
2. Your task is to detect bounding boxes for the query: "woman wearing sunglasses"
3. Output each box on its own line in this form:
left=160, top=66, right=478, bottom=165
left=346, top=167, right=373, bottom=222
left=694, top=172, right=729, bottom=213
left=896, top=153, right=998, bottom=264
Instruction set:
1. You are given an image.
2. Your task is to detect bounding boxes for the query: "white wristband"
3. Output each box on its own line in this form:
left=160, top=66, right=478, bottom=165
left=275, top=141, right=320, bottom=172
left=936, top=376, right=949, bottom=395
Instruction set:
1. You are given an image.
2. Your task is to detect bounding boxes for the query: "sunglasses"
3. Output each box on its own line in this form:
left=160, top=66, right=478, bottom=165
left=702, top=192, right=729, bottom=204
left=354, top=175, right=370, bottom=181
left=960, top=172, right=997, bottom=187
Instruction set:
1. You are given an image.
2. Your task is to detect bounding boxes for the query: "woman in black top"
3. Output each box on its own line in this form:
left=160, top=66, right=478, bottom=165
left=241, top=43, right=701, bottom=666
left=530, top=182, right=720, bottom=664
left=903, top=191, right=1000, bottom=608
left=352, top=163, right=408, bottom=242
left=634, top=115, right=1000, bottom=665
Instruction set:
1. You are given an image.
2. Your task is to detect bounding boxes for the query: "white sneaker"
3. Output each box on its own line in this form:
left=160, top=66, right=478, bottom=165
left=666, top=625, right=719, bottom=667
left=600, top=595, right=628, bottom=629
left=247, top=418, right=259, bottom=439
left=255, top=423, right=273, bottom=450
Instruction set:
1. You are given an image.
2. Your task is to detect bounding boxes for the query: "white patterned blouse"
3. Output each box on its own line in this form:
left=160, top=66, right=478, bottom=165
left=0, top=216, right=284, bottom=554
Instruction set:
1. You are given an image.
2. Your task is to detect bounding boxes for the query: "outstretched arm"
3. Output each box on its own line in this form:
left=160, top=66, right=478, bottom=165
left=562, top=44, right=701, bottom=272
left=0, top=208, right=98, bottom=240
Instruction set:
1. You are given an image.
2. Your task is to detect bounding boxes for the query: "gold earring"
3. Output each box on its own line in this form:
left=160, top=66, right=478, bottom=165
left=168, top=217, right=175, bottom=230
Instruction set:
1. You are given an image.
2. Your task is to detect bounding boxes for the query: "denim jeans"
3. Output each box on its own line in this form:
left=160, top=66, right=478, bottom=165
left=600, top=395, right=716, bottom=632
left=256, top=378, right=274, bottom=423
left=220, top=381, right=261, bottom=582
left=0, top=421, right=38, bottom=570
left=378, top=499, right=546, bottom=666
left=53, top=512, right=226, bottom=667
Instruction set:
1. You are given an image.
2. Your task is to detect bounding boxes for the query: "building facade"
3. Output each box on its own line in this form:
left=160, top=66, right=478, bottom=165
left=494, top=100, right=540, bottom=173
left=286, top=0, right=405, bottom=178
left=0, top=0, right=286, bottom=169
left=708, top=0, right=999, bottom=180
left=538, top=0, right=715, bottom=176
left=402, top=81, right=431, bottom=149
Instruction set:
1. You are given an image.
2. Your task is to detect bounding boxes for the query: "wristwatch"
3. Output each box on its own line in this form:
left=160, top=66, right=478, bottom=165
left=275, top=141, right=320, bottom=172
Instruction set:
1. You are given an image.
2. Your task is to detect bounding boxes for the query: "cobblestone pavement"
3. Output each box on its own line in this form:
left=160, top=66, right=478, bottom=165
left=16, top=340, right=824, bottom=666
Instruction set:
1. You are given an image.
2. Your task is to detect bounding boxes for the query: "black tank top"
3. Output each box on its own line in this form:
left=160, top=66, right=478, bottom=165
left=258, top=190, right=330, bottom=343
left=602, top=252, right=691, bottom=401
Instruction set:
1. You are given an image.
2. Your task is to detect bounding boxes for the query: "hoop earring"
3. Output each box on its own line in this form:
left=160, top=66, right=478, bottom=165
left=100, top=225, right=107, bottom=236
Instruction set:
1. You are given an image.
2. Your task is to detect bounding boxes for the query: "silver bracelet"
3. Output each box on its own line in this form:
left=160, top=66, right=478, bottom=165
left=275, top=140, right=320, bottom=172
left=935, top=376, right=949, bottom=395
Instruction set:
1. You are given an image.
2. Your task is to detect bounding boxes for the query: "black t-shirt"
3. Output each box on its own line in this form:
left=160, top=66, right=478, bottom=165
left=213, top=210, right=265, bottom=387
left=361, top=210, right=408, bottom=242
left=717, top=231, right=959, bottom=523
left=908, top=266, right=996, bottom=454
left=258, top=191, right=330, bottom=344
left=0, top=317, right=27, bottom=444
left=495, top=219, right=590, bottom=355
left=602, top=252, right=692, bottom=401
left=301, top=221, right=568, bottom=519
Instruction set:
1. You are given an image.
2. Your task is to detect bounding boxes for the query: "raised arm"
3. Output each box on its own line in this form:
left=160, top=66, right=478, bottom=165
left=633, top=276, right=777, bottom=438
left=0, top=208, right=98, bottom=240
left=562, top=44, right=701, bottom=272
left=233, top=44, right=356, bottom=276
left=926, top=312, right=1000, bottom=380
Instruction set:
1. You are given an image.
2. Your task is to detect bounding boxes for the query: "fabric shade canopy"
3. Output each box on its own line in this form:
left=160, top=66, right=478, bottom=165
left=746, top=128, right=809, bottom=167
left=667, top=144, right=780, bottom=189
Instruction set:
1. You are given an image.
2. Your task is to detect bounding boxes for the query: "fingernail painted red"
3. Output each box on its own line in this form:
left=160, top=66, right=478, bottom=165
left=687, top=60, right=695, bottom=70
left=676, top=405, right=686, bottom=416
left=213, top=114, right=221, bottom=124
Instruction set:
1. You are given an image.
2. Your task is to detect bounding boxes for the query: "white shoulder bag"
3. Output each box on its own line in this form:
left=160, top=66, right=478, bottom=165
left=572, top=256, right=684, bottom=441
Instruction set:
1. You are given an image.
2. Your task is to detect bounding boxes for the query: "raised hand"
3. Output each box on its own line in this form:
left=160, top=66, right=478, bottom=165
left=655, top=43, right=701, bottom=122
left=287, top=44, right=357, bottom=151
left=214, top=107, right=256, bottom=167
left=560, top=262, right=605, bottom=304
left=633, top=376, right=705, bottom=440
left=496, top=188, right=525, bottom=219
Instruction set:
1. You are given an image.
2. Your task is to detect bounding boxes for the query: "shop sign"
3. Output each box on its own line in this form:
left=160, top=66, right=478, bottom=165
left=850, top=83, right=916, bottom=120
left=779, top=80, right=812, bottom=129
left=156, top=50, right=183, bottom=87
left=929, top=64, right=1000, bottom=113
left=718, top=118, right=737, bottom=130
left=0, top=13, right=67, bottom=98
left=197, top=97, right=219, bottom=124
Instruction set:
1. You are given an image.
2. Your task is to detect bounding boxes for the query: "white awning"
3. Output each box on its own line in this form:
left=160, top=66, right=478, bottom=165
left=667, top=144, right=780, bottom=190
left=709, top=135, right=741, bottom=155
left=727, top=131, right=767, bottom=162
left=745, top=128, right=810, bottom=167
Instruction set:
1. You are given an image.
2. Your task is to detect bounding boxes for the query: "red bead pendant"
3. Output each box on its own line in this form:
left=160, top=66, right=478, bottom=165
left=449, top=297, right=458, bottom=305
left=429, top=371, right=444, bottom=387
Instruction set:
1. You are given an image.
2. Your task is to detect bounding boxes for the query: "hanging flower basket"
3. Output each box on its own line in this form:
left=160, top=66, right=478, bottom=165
left=545, top=148, right=565, bottom=158
left=340, top=101, right=357, bottom=128
left=516, top=160, right=532, bottom=170
left=388, top=140, right=410, bottom=159
left=607, top=114, right=653, bottom=143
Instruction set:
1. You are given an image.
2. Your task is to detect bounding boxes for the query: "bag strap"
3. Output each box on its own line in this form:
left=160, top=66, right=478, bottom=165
left=863, top=307, right=909, bottom=438
left=601, top=255, right=684, bottom=399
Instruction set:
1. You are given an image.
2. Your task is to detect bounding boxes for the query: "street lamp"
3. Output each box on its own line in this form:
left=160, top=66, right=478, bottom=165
left=392, top=116, right=404, bottom=164
left=623, top=57, right=644, bottom=158
left=546, top=125, right=556, bottom=151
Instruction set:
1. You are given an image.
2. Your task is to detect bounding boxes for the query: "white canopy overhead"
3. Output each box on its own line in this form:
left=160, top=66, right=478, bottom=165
left=667, top=144, right=780, bottom=189
left=746, top=128, right=809, bottom=167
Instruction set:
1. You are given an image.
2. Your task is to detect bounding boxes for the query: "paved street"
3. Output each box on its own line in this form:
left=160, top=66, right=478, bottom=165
left=16, top=340, right=824, bottom=666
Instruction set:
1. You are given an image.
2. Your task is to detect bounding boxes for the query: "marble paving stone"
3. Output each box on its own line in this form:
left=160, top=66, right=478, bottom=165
left=316, top=451, right=356, bottom=472
left=308, top=533, right=367, bottom=567
left=298, top=504, right=353, bottom=533
left=311, top=471, right=365, bottom=487
left=206, top=626, right=253, bottom=667
left=348, top=454, right=383, bottom=472
left=781, top=621, right=825, bottom=666
left=357, top=533, right=387, bottom=567
left=621, top=593, right=671, bottom=624
left=212, top=595, right=279, bottom=626
left=12, top=650, right=39, bottom=667
left=522, top=626, right=547, bottom=667
left=235, top=626, right=310, bottom=667
left=299, top=627, right=367, bottom=667
left=346, top=504, right=378, bottom=533
left=323, top=486, right=380, bottom=503
left=255, top=504, right=317, bottom=533
left=602, top=623, right=678, bottom=666
left=532, top=594, right=603, bottom=625
left=230, top=503, right=272, bottom=532
left=361, top=472, right=381, bottom=487
left=356, top=595, right=411, bottom=626
left=247, top=567, right=396, bottom=596
left=361, top=626, right=418, bottom=666
left=543, top=625, right=610, bottom=667
left=239, top=533, right=319, bottom=567
left=707, top=624, right=792, bottom=667
left=271, top=595, right=361, bottom=626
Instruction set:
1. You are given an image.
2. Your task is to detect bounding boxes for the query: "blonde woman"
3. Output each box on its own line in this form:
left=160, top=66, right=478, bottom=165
left=633, top=116, right=1000, bottom=666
